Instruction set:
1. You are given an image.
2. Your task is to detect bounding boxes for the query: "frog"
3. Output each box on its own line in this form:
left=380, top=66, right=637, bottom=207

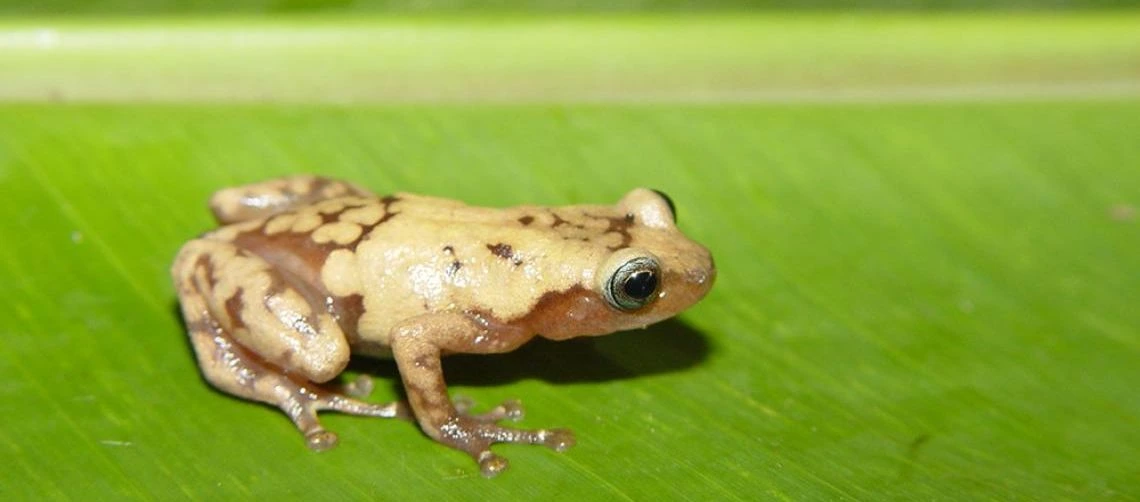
left=171, top=175, right=715, bottom=477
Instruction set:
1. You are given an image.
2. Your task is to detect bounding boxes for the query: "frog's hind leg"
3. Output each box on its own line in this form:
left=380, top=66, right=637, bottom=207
left=173, top=239, right=407, bottom=451
left=181, top=317, right=406, bottom=450
left=208, top=175, right=372, bottom=224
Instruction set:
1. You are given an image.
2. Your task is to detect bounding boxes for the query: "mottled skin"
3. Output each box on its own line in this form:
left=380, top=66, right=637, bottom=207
left=172, top=175, right=715, bottom=476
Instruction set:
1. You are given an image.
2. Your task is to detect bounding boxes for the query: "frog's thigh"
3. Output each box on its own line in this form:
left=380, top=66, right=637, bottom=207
left=174, top=239, right=350, bottom=383
left=177, top=294, right=347, bottom=451
left=209, top=175, right=372, bottom=224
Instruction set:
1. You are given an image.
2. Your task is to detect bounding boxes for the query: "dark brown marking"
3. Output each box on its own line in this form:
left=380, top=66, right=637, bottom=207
left=518, top=215, right=534, bottom=226
left=216, top=194, right=397, bottom=344
left=236, top=221, right=340, bottom=278
left=307, top=177, right=332, bottom=197
left=506, top=286, right=612, bottom=340
left=486, top=243, right=522, bottom=266
left=224, top=289, right=247, bottom=330
left=443, top=245, right=454, bottom=255
left=329, top=293, right=365, bottom=341
left=349, top=195, right=403, bottom=250
left=447, top=261, right=463, bottom=277
left=487, top=243, right=513, bottom=259
left=235, top=225, right=332, bottom=288
left=378, top=195, right=401, bottom=224
left=318, top=203, right=366, bottom=224
left=551, top=213, right=570, bottom=228
left=194, top=254, right=219, bottom=290
left=602, top=215, right=634, bottom=250
left=228, top=229, right=350, bottom=336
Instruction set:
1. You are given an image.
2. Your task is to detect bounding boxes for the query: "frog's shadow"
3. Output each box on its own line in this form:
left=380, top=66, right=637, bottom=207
left=171, top=301, right=710, bottom=390
left=349, top=318, right=712, bottom=389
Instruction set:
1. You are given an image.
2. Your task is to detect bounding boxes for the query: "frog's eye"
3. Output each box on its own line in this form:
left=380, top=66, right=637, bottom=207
left=604, top=255, right=661, bottom=311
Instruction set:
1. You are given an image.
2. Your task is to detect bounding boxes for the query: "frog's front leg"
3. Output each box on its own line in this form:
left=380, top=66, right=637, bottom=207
left=173, top=239, right=408, bottom=449
left=390, top=314, right=576, bottom=477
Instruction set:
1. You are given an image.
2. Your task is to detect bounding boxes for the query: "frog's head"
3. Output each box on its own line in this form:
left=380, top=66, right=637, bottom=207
left=525, top=189, right=716, bottom=340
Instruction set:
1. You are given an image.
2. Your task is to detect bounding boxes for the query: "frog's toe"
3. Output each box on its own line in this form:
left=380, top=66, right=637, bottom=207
left=497, top=399, right=525, bottom=422
left=305, top=430, right=339, bottom=451
left=340, top=374, right=374, bottom=398
left=477, top=451, right=510, bottom=478
left=454, top=397, right=526, bottom=423
left=539, top=428, right=576, bottom=452
left=476, top=399, right=524, bottom=422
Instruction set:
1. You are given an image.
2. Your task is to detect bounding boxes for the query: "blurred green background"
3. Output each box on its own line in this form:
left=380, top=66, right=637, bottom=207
left=2, top=0, right=1140, bottom=14
left=1, top=0, right=1138, bottom=500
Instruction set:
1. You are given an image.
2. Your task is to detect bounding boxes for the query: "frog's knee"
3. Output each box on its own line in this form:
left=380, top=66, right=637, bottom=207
left=233, top=294, right=351, bottom=383
left=283, top=316, right=351, bottom=383
left=289, top=339, right=351, bottom=383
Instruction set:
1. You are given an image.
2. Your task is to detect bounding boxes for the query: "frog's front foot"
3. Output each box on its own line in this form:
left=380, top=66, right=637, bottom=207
left=437, top=416, right=576, bottom=477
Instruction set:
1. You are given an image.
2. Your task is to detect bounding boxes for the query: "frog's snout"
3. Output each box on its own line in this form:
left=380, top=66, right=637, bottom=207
left=686, top=266, right=713, bottom=288
left=679, top=251, right=716, bottom=304
left=691, top=253, right=715, bottom=286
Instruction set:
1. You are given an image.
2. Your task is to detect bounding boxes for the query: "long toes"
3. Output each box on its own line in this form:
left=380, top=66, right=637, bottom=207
left=538, top=428, right=576, bottom=452
left=454, top=398, right=526, bottom=423
left=472, top=399, right=525, bottom=422
left=325, top=397, right=408, bottom=419
left=341, top=375, right=375, bottom=398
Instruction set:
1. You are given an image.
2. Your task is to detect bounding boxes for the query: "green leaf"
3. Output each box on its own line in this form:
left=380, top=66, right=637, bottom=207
left=2, top=14, right=1139, bottom=500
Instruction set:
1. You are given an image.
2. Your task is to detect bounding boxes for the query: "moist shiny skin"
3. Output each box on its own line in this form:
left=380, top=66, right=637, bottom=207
left=172, top=175, right=715, bottom=477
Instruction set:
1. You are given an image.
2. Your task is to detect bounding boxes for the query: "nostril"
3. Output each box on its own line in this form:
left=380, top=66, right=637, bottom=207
left=686, top=268, right=711, bottom=285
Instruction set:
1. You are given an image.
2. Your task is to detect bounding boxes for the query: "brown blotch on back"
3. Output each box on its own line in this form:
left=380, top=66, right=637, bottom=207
left=487, top=243, right=522, bottom=266
left=377, top=195, right=401, bottom=225
left=220, top=195, right=403, bottom=343
left=602, top=214, right=634, bottom=250
left=319, top=203, right=366, bottom=224
left=518, top=215, right=534, bottom=226
left=234, top=229, right=337, bottom=287
left=347, top=195, right=402, bottom=250
left=487, top=243, right=512, bottom=259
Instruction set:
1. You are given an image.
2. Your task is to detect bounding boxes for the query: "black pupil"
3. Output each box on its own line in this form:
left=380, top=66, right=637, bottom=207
left=623, top=270, right=658, bottom=300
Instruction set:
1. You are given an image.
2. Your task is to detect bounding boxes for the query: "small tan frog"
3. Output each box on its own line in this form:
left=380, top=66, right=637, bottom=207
left=172, top=175, right=715, bottom=476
